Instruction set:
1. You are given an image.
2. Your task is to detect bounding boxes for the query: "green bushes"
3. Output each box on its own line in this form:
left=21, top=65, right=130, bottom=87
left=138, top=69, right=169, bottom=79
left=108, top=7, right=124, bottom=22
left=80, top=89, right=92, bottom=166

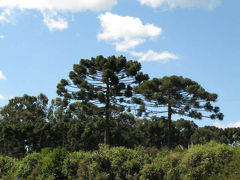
left=179, top=141, right=233, bottom=180
left=139, top=163, right=164, bottom=180
left=0, top=155, right=17, bottom=178
left=0, top=142, right=239, bottom=180
left=62, top=145, right=150, bottom=179
left=39, top=147, right=69, bottom=180
left=15, top=152, right=42, bottom=179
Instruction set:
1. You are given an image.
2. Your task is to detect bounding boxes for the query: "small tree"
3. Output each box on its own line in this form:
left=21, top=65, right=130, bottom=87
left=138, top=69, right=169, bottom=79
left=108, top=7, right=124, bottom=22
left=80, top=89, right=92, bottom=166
left=134, top=75, right=223, bottom=149
left=57, top=55, right=148, bottom=144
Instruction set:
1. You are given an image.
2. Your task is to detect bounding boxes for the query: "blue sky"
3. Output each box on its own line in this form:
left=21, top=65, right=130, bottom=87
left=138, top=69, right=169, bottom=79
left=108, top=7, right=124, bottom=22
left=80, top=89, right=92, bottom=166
left=0, top=0, right=240, bottom=128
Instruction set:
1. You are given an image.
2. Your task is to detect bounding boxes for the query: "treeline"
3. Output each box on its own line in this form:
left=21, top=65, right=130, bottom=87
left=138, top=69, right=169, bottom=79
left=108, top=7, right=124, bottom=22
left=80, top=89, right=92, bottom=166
left=0, top=55, right=231, bottom=158
left=1, top=142, right=240, bottom=179
left=0, top=93, right=239, bottom=159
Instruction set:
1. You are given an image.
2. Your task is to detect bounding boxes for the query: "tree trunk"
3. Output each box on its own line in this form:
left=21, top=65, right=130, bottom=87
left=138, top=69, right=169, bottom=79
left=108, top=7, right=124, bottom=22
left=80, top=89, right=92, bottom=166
left=167, top=104, right=172, bottom=149
left=104, top=82, right=110, bottom=145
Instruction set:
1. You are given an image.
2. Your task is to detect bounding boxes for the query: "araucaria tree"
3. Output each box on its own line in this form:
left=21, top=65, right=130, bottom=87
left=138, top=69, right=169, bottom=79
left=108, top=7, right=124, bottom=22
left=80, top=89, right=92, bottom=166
left=134, top=76, right=223, bottom=149
left=57, top=55, right=148, bottom=144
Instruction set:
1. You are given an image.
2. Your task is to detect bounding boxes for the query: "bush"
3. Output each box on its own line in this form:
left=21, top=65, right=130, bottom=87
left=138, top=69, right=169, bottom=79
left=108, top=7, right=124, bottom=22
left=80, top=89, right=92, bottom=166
left=0, top=142, right=239, bottom=180
left=63, top=145, right=152, bottom=179
left=179, top=141, right=233, bottom=180
left=0, top=156, right=17, bottom=178
left=213, top=145, right=240, bottom=180
left=108, top=146, right=147, bottom=179
left=140, top=163, right=164, bottom=180
left=76, top=145, right=112, bottom=179
left=62, top=151, right=89, bottom=179
left=39, top=147, right=69, bottom=180
left=15, top=152, right=42, bottom=179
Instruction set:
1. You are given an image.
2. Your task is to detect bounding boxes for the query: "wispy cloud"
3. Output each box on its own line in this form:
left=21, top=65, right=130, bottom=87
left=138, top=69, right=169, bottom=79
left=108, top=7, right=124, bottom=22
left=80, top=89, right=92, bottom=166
left=0, top=8, right=12, bottom=23
left=130, top=50, right=178, bottom=63
left=138, top=0, right=221, bottom=10
left=42, top=11, right=68, bottom=31
left=98, top=12, right=162, bottom=52
left=214, top=121, right=240, bottom=129
left=0, top=70, right=6, bottom=80
left=0, top=93, right=5, bottom=100
left=0, top=0, right=117, bottom=30
left=0, top=34, right=4, bottom=39
left=0, top=0, right=117, bottom=12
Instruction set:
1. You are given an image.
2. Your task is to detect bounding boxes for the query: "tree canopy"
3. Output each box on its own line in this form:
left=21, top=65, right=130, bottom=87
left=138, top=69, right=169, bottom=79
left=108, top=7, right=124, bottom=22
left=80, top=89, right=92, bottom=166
left=0, top=56, right=229, bottom=156
left=56, top=55, right=148, bottom=144
left=134, top=75, right=223, bottom=148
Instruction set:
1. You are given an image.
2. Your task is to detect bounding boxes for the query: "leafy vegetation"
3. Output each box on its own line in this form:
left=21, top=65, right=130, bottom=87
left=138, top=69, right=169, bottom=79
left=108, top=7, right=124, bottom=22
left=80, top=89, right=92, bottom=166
left=0, top=55, right=239, bottom=179
left=0, top=142, right=239, bottom=180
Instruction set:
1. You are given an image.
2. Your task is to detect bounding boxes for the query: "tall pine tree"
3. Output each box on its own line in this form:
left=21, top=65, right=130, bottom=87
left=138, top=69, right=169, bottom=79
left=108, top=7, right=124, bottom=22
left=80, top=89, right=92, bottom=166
left=57, top=55, right=148, bottom=144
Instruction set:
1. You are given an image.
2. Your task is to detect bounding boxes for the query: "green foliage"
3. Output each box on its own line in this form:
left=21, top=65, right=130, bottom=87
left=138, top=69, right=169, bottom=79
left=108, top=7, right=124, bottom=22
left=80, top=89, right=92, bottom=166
left=212, top=145, right=240, bottom=180
left=134, top=75, right=223, bottom=149
left=57, top=55, right=149, bottom=144
left=0, top=57, right=234, bottom=179
left=63, top=145, right=151, bottom=179
left=40, top=147, right=52, bottom=156
left=134, top=76, right=223, bottom=120
left=191, top=126, right=228, bottom=145
left=179, top=141, right=233, bottom=180
left=0, top=94, right=49, bottom=158
left=0, top=143, right=239, bottom=180
left=106, top=145, right=148, bottom=179
left=15, top=152, right=42, bottom=179
left=139, top=163, right=164, bottom=180
left=62, top=151, right=90, bottom=179
left=39, top=147, right=69, bottom=180
left=0, top=156, right=17, bottom=178
left=174, top=118, right=198, bottom=148
left=135, top=117, right=169, bottom=148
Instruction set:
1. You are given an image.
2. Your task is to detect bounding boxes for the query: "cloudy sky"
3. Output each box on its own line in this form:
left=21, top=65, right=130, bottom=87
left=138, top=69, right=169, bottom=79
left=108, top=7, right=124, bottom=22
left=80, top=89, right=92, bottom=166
left=0, top=0, right=240, bottom=128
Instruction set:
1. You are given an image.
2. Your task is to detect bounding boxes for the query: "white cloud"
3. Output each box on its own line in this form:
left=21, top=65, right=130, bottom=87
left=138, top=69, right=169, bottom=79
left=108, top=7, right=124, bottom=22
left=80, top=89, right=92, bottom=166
left=0, top=34, right=4, bottom=39
left=98, top=12, right=162, bottom=51
left=131, top=50, right=178, bottom=62
left=0, top=0, right=117, bottom=12
left=0, top=8, right=12, bottom=22
left=214, top=121, right=240, bottom=129
left=0, top=0, right=117, bottom=30
left=138, top=0, right=221, bottom=10
left=0, top=70, right=6, bottom=80
left=43, top=11, right=68, bottom=31
left=0, top=93, right=5, bottom=100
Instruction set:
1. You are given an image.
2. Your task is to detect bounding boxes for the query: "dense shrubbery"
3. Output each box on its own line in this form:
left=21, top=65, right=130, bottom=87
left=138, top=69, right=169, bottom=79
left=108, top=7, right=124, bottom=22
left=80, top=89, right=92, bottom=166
left=0, top=142, right=239, bottom=180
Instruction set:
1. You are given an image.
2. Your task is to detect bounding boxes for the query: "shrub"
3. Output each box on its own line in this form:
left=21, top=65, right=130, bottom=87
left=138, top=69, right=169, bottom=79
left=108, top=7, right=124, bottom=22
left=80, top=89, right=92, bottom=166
left=15, top=152, right=42, bottom=179
left=140, top=163, right=164, bottom=180
left=0, top=156, right=17, bottom=178
left=179, top=141, right=233, bottom=180
left=108, top=146, right=150, bottom=179
left=39, top=147, right=69, bottom=180
left=62, top=151, right=89, bottom=179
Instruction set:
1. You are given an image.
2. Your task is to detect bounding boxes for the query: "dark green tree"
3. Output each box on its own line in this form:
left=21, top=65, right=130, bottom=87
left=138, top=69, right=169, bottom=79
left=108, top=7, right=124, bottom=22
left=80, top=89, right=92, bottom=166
left=135, top=116, right=169, bottom=148
left=56, top=55, right=148, bottom=144
left=174, top=119, right=198, bottom=148
left=134, top=75, right=223, bottom=149
left=0, top=94, right=49, bottom=157
left=191, top=126, right=227, bottom=144
left=224, top=127, right=240, bottom=145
